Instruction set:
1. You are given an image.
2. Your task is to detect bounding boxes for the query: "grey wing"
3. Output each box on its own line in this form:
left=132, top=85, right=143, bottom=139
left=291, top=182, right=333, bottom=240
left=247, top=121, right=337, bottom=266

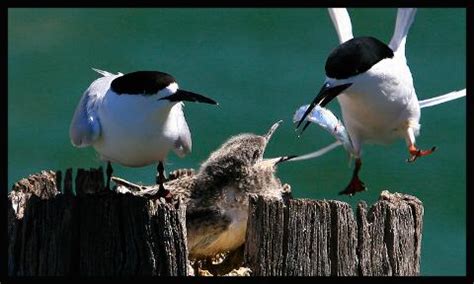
left=69, top=90, right=101, bottom=147
left=172, top=105, right=192, bottom=158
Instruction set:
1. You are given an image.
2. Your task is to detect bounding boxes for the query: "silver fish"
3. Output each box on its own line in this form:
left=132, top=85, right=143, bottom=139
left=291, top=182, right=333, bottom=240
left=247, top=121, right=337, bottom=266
left=293, top=104, right=355, bottom=155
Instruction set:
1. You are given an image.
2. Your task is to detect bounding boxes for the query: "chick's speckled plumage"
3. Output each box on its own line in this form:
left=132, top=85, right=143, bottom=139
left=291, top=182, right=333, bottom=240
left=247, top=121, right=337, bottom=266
left=162, top=121, right=291, bottom=258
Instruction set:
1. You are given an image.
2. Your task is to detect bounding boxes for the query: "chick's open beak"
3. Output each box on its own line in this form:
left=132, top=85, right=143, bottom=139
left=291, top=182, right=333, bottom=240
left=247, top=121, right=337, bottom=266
left=258, top=155, right=298, bottom=167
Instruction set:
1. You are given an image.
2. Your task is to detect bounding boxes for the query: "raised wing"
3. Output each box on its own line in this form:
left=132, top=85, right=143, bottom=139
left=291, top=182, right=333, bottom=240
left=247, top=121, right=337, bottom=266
left=328, top=8, right=354, bottom=44
left=389, top=8, right=417, bottom=58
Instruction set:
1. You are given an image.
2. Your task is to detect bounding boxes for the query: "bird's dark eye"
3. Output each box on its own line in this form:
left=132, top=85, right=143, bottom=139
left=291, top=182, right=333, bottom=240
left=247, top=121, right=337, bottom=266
left=252, top=150, right=260, bottom=160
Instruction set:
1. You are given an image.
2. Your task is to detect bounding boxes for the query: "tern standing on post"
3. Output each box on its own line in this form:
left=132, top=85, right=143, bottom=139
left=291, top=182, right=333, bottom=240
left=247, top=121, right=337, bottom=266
left=69, top=69, right=218, bottom=198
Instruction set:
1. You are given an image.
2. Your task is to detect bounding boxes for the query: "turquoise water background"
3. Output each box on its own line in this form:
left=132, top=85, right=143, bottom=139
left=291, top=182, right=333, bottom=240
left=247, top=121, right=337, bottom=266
left=8, top=8, right=466, bottom=275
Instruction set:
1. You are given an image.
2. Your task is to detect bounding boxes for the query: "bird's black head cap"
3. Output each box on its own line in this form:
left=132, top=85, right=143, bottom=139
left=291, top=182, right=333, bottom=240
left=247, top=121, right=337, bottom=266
left=325, top=36, right=394, bottom=80
left=111, top=71, right=176, bottom=95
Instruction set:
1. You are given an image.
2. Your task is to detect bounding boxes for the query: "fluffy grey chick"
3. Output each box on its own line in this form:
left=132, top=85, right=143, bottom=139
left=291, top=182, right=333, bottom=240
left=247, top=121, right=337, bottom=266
left=163, top=120, right=295, bottom=258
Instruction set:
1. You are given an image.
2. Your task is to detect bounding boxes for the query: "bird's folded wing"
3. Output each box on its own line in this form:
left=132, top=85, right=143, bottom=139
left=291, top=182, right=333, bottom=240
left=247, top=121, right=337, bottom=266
left=419, top=89, right=466, bottom=109
left=69, top=90, right=101, bottom=147
left=186, top=207, right=232, bottom=252
left=172, top=106, right=192, bottom=158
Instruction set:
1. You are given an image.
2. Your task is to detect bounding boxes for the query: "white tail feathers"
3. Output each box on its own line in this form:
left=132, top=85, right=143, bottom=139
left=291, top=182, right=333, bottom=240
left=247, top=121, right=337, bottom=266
left=91, top=68, right=123, bottom=77
left=419, top=89, right=466, bottom=109
left=328, top=8, right=354, bottom=44
left=92, top=68, right=114, bottom=77
left=389, top=8, right=417, bottom=57
left=290, top=141, right=342, bottom=162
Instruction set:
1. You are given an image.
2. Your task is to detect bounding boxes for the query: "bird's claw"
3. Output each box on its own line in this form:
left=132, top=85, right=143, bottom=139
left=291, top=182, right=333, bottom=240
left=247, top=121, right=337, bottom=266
left=149, top=184, right=173, bottom=203
left=339, top=176, right=367, bottom=196
left=407, top=146, right=437, bottom=163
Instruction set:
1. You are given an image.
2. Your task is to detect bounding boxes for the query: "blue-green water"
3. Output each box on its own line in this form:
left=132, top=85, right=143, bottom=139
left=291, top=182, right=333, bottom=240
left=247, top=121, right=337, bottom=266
left=8, top=8, right=466, bottom=275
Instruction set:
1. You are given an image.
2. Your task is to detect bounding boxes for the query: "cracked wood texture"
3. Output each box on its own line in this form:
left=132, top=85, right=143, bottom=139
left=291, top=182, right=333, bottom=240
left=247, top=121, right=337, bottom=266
left=8, top=168, right=188, bottom=276
left=8, top=168, right=423, bottom=276
left=244, top=192, right=423, bottom=276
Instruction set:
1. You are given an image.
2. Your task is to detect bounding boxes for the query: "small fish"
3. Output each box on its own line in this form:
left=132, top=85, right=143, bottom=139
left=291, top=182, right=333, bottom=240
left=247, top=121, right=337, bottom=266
left=293, top=104, right=355, bottom=155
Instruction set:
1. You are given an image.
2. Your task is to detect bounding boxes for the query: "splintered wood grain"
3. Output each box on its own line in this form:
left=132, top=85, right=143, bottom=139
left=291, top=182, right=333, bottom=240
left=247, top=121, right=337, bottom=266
left=8, top=170, right=76, bottom=276
left=8, top=169, right=423, bottom=276
left=245, top=191, right=423, bottom=276
left=357, top=191, right=423, bottom=276
left=244, top=194, right=286, bottom=276
left=8, top=168, right=189, bottom=276
left=284, top=199, right=332, bottom=276
left=328, top=201, right=358, bottom=276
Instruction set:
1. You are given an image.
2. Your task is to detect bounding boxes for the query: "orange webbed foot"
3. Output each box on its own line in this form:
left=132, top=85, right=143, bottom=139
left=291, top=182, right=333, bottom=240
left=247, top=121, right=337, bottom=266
left=407, top=145, right=437, bottom=163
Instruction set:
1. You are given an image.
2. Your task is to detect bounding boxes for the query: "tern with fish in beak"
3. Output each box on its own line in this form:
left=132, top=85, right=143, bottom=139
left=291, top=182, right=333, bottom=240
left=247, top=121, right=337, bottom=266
left=295, top=8, right=465, bottom=195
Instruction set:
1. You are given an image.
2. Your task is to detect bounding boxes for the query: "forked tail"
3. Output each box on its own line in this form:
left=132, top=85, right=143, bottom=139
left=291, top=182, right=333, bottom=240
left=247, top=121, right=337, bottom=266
left=419, top=89, right=466, bottom=109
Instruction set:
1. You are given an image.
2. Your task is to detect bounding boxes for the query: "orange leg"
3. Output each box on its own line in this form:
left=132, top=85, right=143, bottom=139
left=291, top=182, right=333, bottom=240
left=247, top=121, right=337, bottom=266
left=339, top=158, right=367, bottom=196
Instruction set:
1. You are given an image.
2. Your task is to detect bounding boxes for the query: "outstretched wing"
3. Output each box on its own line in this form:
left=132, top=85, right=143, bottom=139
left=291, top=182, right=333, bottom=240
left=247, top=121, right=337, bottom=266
left=328, top=8, right=354, bottom=44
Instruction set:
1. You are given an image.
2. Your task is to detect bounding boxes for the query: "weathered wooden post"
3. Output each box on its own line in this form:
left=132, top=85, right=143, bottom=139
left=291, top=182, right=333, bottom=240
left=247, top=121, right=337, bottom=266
left=8, top=168, right=189, bottom=276
left=8, top=168, right=423, bottom=276
left=244, top=192, right=423, bottom=276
